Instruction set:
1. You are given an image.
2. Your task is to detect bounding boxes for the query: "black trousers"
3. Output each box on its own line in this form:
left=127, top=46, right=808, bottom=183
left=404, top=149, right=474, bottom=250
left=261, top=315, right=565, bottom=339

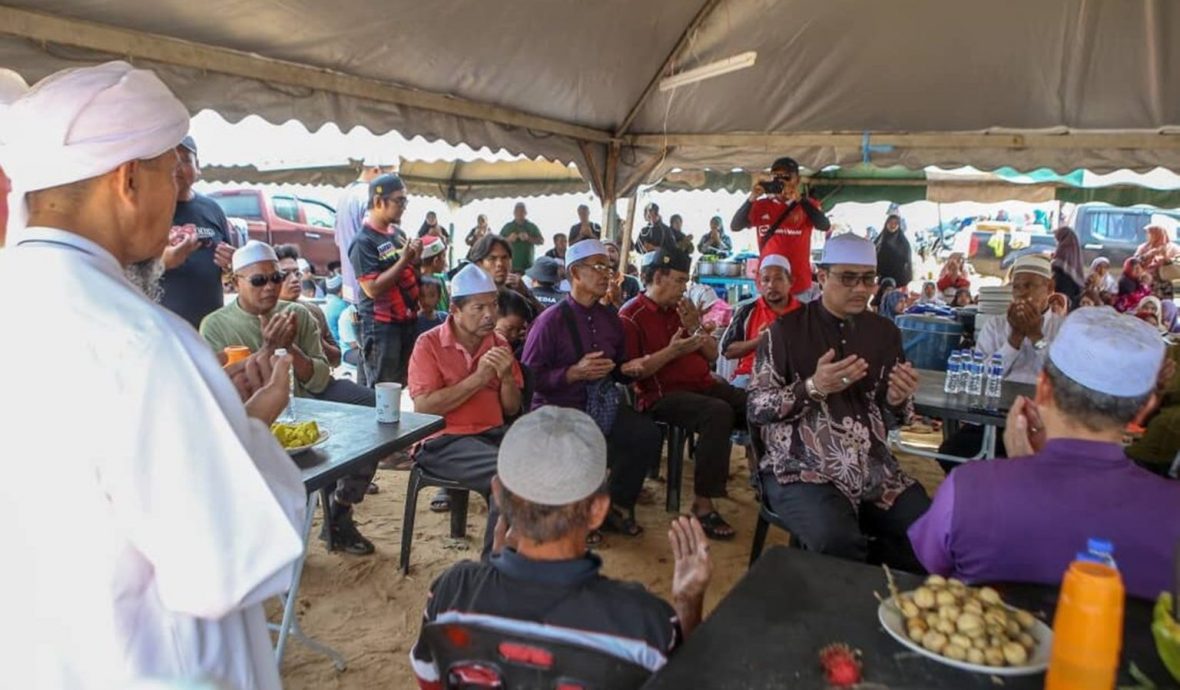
left=309, top=379, right=379, bottom=505
left=362, top=319, right=416, bottom=386
left=761, top=475, right=930, bottom=572
left=415, top=428, right=505, bottom=556
left=605, top=404, right=662, bottom=510
left=650, top=382, right=747, bottom=499
left=936, top=424, right=1007, bottom=475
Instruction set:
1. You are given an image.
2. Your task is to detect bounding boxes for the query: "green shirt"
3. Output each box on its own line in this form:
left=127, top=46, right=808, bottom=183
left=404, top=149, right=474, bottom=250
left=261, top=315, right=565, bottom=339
left=499, top=220, right=542, bottom=273
left=199, top=299, right=332, bottom=396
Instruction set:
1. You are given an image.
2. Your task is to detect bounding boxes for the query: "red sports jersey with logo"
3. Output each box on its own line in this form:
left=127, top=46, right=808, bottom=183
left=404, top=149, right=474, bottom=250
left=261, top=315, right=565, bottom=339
left=746, top=197, right=820, bottom=294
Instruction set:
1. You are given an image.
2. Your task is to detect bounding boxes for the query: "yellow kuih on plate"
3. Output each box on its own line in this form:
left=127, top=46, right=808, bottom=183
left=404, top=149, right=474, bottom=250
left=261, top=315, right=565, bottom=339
left=271, top=420, right=321, bottom=449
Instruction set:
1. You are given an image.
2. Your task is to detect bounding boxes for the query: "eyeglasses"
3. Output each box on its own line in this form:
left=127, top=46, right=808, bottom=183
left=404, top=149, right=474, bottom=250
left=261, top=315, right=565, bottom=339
left=830, top=271, right=878, bottom=288
left=244, top=272, right=284, bottom=287
left=583, top=263, right=614, bottom=274
left=385, top=196, right=409, bottom=207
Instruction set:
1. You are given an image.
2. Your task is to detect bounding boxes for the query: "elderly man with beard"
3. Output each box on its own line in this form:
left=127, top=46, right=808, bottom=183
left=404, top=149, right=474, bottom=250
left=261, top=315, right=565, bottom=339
left=748, top=233, right=928, bottom=569
left=201, top=241, right=378, bottom=554
left=521, top=240, right=661, bottom=538
left=720, top=254, right=802, bottom=389
left=0, top=61, right=304, bottom=690
left=408, top=264, right=524, bottom=555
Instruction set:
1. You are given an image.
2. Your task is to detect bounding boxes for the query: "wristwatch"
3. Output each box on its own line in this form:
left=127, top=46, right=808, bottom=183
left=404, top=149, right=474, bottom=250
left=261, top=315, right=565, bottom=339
left=805, top=377, right=827, bottom=402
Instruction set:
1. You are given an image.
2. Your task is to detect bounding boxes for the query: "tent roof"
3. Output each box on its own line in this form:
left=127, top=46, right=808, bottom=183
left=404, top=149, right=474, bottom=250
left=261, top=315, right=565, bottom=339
left=2, top=0, right=1180, bottom=193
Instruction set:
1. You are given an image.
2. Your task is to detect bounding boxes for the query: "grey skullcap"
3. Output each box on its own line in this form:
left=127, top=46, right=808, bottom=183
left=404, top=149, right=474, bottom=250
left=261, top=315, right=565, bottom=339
left=1048, top=306, right=1165, bottom=398
left=498, top=407, right=607, bottom=506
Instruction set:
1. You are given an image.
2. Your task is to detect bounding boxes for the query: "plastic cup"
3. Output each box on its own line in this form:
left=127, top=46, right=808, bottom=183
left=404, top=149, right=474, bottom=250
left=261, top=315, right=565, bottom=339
left=223, top=346, right=251, bottom=366
left=376, top=383, right=401, bottom=424
left=1046, top=561, right=1125, bottom=690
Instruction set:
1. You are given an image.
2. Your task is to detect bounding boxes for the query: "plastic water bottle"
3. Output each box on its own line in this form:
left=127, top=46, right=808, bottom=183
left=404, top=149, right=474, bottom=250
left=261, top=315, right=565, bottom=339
left=984, top=354, right=1003, bottom=399
left=944, top=352, right=962, bottom=394
left=966, top=350, right=985, bottom=396
left=275, top=348, right=295, bottom=421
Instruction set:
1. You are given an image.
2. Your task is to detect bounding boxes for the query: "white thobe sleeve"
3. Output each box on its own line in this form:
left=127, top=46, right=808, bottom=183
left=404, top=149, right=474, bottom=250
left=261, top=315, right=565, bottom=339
left=974, top=316, right=1022, bottom=377
left=101, top=338, right=306, bottom=620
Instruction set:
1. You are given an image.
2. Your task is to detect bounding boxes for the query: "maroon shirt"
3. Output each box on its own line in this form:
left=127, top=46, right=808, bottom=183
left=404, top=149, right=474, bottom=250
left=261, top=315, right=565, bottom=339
left=620, top=294, right=715, bottom=410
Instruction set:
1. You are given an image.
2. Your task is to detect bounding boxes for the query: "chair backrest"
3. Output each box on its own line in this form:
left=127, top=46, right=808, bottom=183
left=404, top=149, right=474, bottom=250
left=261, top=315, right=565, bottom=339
left=422, top=621, right=652, bottom=690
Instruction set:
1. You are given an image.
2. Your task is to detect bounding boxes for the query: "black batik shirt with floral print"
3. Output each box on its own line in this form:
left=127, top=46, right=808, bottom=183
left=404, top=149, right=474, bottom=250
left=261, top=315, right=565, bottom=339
left=748, top=302, right=917, bottom=512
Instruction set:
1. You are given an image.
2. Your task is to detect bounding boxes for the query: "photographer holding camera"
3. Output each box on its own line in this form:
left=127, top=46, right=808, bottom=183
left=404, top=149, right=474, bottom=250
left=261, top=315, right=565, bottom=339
left=730, top=156, right=830, bottom=302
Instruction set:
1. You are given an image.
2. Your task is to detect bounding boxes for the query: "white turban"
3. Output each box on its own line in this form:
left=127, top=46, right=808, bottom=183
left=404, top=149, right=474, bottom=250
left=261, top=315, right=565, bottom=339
left=1, top=60, right=190, bottom=236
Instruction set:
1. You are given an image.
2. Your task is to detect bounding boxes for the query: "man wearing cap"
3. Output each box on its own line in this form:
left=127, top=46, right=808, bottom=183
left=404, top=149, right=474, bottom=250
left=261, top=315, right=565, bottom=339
left=0, top=67, right=29, bottom=245
left=909, top=308, right=1180, bottom=599
left=620, top=247, right=748, bottom=540
left=408, top=263, right=524, bottom=552
left=730, top=157, right=831, bottom=303
left=499, top=201, right=544, bottom=274
left=201, top=241, right=379, bottom=554
left=522, top=239, right=661, bottom=537
left=334, top=154, right=397, bottom=305
left=0, top=61, right=304, bottom=690
left=748, top=233, right=929, bottom=569
left=410, top=407, right=713, bottom=686
left=158, top=135, right=236, bottom=330
left=720, top=254, right=803, bottom=388
left=350, top=172, right=424, bottom=386
left=525, top=255, right=566, bottom=308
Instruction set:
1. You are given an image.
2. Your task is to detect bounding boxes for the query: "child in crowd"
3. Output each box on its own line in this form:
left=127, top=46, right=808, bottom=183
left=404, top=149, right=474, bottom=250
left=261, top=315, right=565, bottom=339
left=415, top=276, right=447, bottom=340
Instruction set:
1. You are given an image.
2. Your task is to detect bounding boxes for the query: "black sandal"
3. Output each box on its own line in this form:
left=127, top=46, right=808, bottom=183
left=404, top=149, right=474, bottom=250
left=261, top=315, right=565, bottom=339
left=601, top=507, right=644, bottom=537
left=694, top=510, right=736, bottom=541
left=429, top=489, right=451, bottom=513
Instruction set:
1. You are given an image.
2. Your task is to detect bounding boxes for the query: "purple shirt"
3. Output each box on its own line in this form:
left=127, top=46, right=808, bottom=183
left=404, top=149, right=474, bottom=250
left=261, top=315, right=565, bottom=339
left=521, top=296, right=627, bottom=410
left=908, top=438, right=1180, bottom=599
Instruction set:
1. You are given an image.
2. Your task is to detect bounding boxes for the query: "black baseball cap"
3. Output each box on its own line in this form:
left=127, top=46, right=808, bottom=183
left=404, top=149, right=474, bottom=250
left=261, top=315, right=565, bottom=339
left=647, top=247, right=691, bottom=273
left=770, top=156, right=800, bottom=174
left=369, top=173, right=405, bottom=199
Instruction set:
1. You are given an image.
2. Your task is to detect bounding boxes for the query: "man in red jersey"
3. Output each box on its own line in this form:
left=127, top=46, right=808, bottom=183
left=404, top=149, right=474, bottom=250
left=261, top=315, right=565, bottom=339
left=730, top=156, right=830, bottom=302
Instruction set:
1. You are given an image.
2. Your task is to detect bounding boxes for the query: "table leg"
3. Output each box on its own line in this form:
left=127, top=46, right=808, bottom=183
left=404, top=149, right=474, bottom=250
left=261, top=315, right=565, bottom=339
left=980, top=425, right=998, bottom=460
left=1169, top=449, right=1180, bottom=479
left=272, top=491, right=348, bottom=671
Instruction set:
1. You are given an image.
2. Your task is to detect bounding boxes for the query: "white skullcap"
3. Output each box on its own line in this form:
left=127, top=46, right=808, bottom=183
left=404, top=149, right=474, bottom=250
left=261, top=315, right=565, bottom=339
left=759, top=254, right=792, bottom=275
left=498, top=407, right=607, bottom=506
left=0, top=68, right=28, bottom=110
left=1, top=61, right=189, bottom=235
left=566, top=238, right=608, bottom=267
left=1048, top=307, right=1165, bottom=397
left=232, top=240, right=278, bottom=273
left=421, top=235, right=446, bottom=259
left=820, top=233, right=876, bottom=267
left=450, top=263, right=497, bottom=298
left=1011, top=254, right=1052, bottom=280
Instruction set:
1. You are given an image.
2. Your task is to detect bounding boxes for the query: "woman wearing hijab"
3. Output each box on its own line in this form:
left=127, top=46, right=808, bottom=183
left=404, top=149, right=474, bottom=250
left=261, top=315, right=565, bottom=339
left=417, top=210, right=449, bottom=241
left=877, top=277, right=910, bottom=321
left=1135, top=296, right=1166, bottom=333
left=874, top=213, right=913, bottom=289
left=1115, top=257, right=1153, bottom=313
left=1051, top=226, right=1085, bottom=309
left=1134, top=224, right=1180, bottom=281
left=1086, top=257, right=1118, bottom=302
left=697, top=215, right=733, bottom=257
left=465, top=214, right=490, bottom=247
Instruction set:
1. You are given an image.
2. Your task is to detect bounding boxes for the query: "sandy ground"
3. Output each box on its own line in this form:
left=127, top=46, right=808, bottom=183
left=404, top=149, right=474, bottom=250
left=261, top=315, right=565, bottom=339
left=272, top=429, right=948, bottom=690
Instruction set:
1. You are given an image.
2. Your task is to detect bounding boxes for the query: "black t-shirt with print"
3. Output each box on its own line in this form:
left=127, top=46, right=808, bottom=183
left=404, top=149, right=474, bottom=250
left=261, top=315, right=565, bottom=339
left=349, top=224, right=420, bottom=324
left=160, top=193, right=231, bottom=329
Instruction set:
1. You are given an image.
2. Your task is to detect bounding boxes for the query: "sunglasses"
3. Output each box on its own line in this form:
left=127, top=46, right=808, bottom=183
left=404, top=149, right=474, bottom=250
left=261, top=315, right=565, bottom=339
left=830, top=271, right=878, bottom=288
left=581, top=263, right=614, bottom=274
left=244, top=272, right=285, bottom=287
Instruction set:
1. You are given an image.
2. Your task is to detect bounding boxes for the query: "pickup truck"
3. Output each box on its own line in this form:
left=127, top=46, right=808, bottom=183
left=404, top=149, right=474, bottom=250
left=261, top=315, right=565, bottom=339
left=999, top=204, right=1180, bottom=275
left=208, top=189, right=339, bottom=273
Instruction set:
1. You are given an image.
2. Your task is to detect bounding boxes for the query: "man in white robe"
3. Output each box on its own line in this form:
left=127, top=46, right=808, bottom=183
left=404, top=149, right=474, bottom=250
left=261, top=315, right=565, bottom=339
left=0, top=61, right=306, bottom=690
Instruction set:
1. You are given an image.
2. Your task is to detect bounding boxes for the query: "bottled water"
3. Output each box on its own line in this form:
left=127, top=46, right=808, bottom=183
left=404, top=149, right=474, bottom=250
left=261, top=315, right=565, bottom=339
left=275, top=348, right=295, bottom=422
left=984, top=354, right=1003, bottom=399
left=954, top=350, right=970, bottom=393
left=944, top=352, right=962, bottom=394
left=966, top=350, right=985, bottom=396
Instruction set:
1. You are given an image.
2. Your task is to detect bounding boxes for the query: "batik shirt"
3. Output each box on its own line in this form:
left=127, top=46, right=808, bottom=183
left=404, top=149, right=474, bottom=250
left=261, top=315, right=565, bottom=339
left=747, top=302, right=917, bottom=511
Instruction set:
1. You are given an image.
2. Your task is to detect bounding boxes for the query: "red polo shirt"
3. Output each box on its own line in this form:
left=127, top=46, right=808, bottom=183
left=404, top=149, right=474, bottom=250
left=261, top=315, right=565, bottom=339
left=619, top=294, right=715, bottom=410
left=745, top=197, right=819, bottom=295
left=407, top=316, right=523, bottom=439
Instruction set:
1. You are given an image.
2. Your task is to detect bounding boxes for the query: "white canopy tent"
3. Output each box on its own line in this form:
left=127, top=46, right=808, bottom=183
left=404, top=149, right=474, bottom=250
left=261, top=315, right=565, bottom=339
left=2, top=0, right=1180, bottom=242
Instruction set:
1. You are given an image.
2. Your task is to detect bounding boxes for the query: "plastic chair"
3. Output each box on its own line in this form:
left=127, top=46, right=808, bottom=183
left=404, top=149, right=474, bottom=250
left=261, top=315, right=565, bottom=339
left=400, top=464, right=488, bottom=574
left=421, top=621, right=651, bottom=690
left=747, top=420, right=797, bottom=567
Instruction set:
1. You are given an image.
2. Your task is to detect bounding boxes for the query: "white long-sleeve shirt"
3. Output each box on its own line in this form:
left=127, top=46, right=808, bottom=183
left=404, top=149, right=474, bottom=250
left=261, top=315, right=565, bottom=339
left=974, top=309, right=1065, bottom=384
left=0, top=228, right=306, bottom=690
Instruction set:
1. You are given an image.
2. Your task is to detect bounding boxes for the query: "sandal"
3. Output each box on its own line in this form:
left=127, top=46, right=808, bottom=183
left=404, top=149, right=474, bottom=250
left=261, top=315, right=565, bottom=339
left=601, top=507, right=644, bottom=537
left=429, top=489, right=451, bottom=513
left=694, top=510, right=736, bottom=541
left=366, top=482, right=380, bottom=495
left=586, top=530, right=604, bottom=547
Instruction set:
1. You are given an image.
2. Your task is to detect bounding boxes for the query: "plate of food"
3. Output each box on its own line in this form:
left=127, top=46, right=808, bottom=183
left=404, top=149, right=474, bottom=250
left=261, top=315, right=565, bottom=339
left=272, top=420, right=329, bottom=454
left=878, top=572, right=1052, bottom=676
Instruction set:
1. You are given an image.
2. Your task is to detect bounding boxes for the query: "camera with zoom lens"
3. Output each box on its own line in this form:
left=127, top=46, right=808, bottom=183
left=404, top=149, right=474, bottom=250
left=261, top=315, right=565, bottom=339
left=761, top=178, right=785, bottom=195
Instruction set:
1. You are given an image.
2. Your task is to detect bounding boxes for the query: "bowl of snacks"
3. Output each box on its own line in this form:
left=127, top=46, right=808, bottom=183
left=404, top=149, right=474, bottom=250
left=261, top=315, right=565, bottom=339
left=271, top=420, right=329, bottom=454
left=878, top=573, right=1052, bottom=676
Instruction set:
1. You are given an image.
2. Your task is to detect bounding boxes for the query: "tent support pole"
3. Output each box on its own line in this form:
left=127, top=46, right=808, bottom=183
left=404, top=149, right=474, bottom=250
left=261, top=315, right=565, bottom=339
left=620, top=190, right=641, bottom=273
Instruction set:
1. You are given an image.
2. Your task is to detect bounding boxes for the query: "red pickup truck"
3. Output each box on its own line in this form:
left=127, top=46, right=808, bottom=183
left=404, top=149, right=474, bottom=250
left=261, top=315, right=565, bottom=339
left=208, top=189, right=339, bottom=273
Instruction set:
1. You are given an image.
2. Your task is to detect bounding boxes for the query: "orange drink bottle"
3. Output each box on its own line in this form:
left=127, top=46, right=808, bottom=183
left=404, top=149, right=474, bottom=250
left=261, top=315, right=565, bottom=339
left=223, top=346, right=251, bottom=366
left=1045, top=553, right=1124, bottom=690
